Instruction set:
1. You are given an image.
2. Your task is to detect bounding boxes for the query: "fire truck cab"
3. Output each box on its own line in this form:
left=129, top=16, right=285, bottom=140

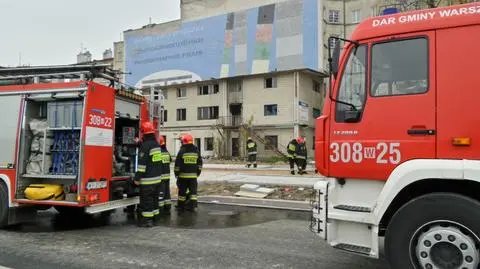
left=311, top=3, right=480, bottom=269
left=0, top=65, right=161, bottom=226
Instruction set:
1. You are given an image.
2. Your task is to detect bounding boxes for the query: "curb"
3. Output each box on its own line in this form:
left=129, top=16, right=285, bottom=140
left=197, top=195, right=311, bottom=211
left=198, top=180, right=317, bottom=188
left=203, top=167, right=316, bottom=172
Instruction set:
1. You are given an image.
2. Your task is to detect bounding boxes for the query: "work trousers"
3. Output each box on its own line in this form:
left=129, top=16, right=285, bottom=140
left=177, top=177, right=198, bottom=210
left=138, top=184, right=160, bottom=219
left=247, top=154, right=257, bottom=166
left=288, top=157, right=296, bottom=172
left=158, top=180, right=172, bottom=210
left=296, top=158, right=307, bottom=173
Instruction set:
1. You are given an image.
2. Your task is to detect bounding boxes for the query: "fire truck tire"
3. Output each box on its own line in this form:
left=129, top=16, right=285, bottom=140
left=0, top=182, right=8, bottom=228
left=385, top=192, right=480, bottom=269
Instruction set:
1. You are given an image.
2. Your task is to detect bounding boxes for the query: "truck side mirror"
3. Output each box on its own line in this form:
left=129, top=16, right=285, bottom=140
left=331, top=40, right=341, bottom=78
left=343, top=110, right=361, bottom=123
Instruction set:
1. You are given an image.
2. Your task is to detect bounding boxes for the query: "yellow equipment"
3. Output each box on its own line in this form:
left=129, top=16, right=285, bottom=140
left=24, top=184, right=65, bottom=201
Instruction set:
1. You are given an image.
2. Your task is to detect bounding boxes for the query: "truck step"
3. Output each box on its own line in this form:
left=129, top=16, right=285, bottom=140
left=333, top=243, right=371, bottom=256
left=333, top=204, right=371, bottom=213
left=85, top=197, right=139, bottom=214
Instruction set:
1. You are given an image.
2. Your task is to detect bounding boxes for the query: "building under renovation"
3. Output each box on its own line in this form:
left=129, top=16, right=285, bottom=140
left=117, top=0, right=478, bottom=159
left=123, top=0, right=326, bottom=159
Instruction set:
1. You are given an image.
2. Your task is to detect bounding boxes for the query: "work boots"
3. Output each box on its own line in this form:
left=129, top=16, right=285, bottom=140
left=253, top=163, right=257, bottom=168
left=164, top=204, right=172, bottom=215
left=137, top=216, right=153, bottom=228
left=186, top=200, right=198, bottom=213
left=176, top=200, right=185, bottom=213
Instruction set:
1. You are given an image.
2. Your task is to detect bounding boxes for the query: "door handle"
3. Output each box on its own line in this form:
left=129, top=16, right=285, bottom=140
left=407, top=129, right=436, bottom=135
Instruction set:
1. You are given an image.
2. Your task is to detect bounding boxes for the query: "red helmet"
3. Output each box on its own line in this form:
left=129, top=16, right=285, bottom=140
left=141, top=121, right=155, bottom=135
left=296, top=137, right=305, bottom=144
left=180, top=134, right=193, bottom=144
left=159, top=135, right=165, bottom=146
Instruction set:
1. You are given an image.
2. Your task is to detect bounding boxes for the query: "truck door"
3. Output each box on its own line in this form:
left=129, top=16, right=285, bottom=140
left=329, top=32, right=436, bottom=180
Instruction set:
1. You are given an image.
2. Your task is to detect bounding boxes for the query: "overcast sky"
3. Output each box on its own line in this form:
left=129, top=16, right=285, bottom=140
left=0, top=0, right=180, bottom=67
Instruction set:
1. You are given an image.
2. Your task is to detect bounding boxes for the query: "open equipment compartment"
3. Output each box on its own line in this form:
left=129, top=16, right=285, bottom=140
left=109, top=96, right=141, bottom=200
left=16, top=91, right=85, bottom=204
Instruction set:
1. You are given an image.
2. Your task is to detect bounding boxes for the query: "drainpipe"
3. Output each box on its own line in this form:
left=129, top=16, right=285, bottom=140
left=294, top=72, right=299, bottom=138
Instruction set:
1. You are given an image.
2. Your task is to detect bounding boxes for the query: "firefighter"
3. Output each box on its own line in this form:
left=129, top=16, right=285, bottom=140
left=158, top=135, right=172, bottom=215
left=287, top=138, right=298, bottom=175
left=174, top=134, right=202, bottom=212
left=295, top=137, right=308, bottom=175
left=134, top=121, right=163, bottom=227
left=246, top=137, right=257, bottom=168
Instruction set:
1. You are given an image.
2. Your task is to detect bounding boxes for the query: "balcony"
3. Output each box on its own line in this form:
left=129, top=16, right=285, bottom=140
left=216, top=116, right=243, bottom=128
left=228, top=91, right=243, bottom=104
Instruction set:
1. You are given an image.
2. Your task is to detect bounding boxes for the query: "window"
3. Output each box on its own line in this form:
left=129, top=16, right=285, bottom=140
left=198, top=84, right=219, bottom=95
left=328, top=10, right=340, bottom=23
left=205, top=137, right=214, bottom=151
left=162, top=135, right=167, bottom=145
left=265, top=135, right=278, bottom=150
left=264, top=77, right=277, bottom=88
left=313, top=80, right=321, bottom=93
left=313, top=108, right=321, bottom=118
left=161, top=110, right=168, bottom=123
left=312, top=136, right=315, bottom=149
left=176, top=108, right=186, bottom=121
left=197, top=106, right=219, bottom=120
left=371, top=38, right=428, bottom=97
left=264, top=104, right=278, bottom=116
left=329, top=36, right=339, bottom=49
left=176, top=88, right=187, bottom=98
left=335, top=45, right=367, bottom=122
left=153, top=87, right=167, bottom=100
left=352, top=9, right=361, bottom=23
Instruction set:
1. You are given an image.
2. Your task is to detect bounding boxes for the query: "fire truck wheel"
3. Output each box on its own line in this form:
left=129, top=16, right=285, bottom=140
left=0, top=182, right=8, bottom=228
left=385, top=192, right=480, bottom=269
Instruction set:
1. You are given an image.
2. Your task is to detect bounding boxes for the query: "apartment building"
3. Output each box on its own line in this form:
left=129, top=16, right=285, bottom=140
left=322, top=0, right=478, bottom=69
left=123, top=0, right=326, bottom=159
left=152, top=69, right=324, bottom=159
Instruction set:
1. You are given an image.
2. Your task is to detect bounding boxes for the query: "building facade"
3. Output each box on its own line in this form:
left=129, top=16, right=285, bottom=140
left=322, top=0, right=478, bottom=69
left=123, top=0, right=327, bottom=159
left=154, top=69, right=324, bottom=159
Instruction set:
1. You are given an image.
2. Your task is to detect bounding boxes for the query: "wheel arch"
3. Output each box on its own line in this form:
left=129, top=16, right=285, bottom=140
left=0, top=174, right=12, bottom=207
left=374, top=159, right=480, bottom=235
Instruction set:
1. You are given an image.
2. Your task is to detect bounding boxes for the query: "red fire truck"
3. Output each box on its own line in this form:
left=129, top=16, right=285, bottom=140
left=0, top=65, right=161, bottom=226
left=310, top=3, right=480, bottom=269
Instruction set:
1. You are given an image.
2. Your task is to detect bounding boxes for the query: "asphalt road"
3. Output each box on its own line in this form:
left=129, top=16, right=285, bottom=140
left=0, top=205, right=389, bottom=269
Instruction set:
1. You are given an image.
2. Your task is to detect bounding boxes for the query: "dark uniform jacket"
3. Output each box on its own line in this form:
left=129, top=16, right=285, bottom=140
left=246, top=139, right=257, bottom=155
left=160, top=146, right=172, bottom=181
left=135, top=134, right=163, bottom=185
left=287, top=139, right=298, bottom=159
left=174, top=144, right=203, bottom=179
left=295, top=142, right=308, bottom=160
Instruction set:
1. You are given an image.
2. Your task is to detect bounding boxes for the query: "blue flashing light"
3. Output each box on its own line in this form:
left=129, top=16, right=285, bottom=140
left=382, top=7, right=399, bottom=15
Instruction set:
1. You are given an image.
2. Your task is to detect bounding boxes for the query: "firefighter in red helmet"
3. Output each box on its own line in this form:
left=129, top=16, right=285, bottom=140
left=174, top=133, right=202, bottom=212
left=134, top=121, right=163, bottom=227
left=157, top=135, right=172, bottom=215
left=295, top=136, right=308, bottom=175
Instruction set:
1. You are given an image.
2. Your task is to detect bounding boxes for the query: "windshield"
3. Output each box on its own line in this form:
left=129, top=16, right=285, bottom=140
left=335, top=45, right=367, bottom=122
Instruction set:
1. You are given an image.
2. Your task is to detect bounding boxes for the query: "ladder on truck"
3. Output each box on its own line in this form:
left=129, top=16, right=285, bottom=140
left=0, top=64, right=122, bottom=87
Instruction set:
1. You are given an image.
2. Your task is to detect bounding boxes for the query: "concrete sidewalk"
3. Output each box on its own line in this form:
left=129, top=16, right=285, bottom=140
left=202, top=163, right=316, bottom=171
left=199, top=172, right=322, bottom=187
left=167, top=171, right=323, bottom=188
